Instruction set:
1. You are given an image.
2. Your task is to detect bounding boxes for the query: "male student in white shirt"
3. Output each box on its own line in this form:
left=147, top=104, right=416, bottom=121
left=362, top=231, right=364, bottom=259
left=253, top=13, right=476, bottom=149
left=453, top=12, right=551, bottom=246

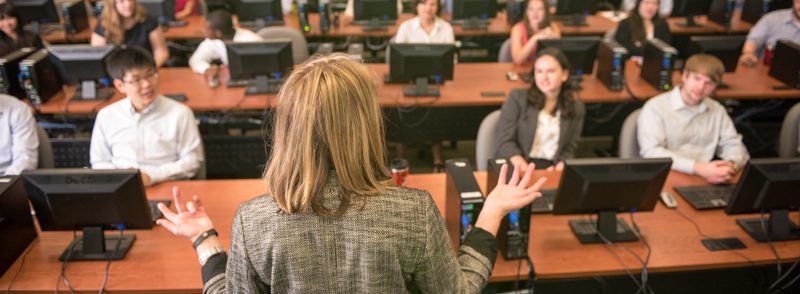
left=189, top=9, right=262, bottom=76
left=91, top=47, right=203, bottom=186
left=0, top=94, right=37, bottom=175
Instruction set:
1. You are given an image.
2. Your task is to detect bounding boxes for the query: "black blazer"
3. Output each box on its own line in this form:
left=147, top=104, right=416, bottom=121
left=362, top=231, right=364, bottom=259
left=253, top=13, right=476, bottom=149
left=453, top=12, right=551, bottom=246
left=495, top=88, right=586, bottom=161
left=614, top=17, right=672, bottom=57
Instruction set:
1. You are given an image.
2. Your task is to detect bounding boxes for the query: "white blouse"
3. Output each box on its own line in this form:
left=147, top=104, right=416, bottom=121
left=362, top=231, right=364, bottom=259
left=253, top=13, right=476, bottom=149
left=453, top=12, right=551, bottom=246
left=528, top=110, right=560, bottom=160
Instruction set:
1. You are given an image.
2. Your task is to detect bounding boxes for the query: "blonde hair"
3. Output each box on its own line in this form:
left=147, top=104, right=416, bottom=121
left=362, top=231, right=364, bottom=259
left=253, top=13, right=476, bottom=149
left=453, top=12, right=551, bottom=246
left=263, top=53, right=392, bottom=218
left=101, top=0, right=147, bottom=45
left=684, top=54, right=724, bottom=84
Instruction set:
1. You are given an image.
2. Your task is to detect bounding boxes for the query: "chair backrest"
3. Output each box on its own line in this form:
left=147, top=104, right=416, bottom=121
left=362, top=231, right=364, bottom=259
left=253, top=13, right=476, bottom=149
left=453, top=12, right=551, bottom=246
left=498, top=38, right=512, bottom=63
left=618, top=108, right=641, bottom=159
left=779, top=102, right=800, bottom=158
left=257, top=26, right=309, bottom=64
left=35, top=124, right=54, bottom=169
left=475, top=110, right=502, bottom=171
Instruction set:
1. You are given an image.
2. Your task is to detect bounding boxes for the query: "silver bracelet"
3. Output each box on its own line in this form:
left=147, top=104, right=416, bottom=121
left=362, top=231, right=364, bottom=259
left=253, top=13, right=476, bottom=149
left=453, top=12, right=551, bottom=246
left=198, top=246, right=226, bottom=266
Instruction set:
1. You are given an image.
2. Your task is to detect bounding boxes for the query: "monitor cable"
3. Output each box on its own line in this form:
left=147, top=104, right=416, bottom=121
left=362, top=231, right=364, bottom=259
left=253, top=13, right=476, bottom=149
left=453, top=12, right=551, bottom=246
left=763, top=210, right=800, bottom=294
left=589, top=214, right=647, bottom=292
left=56, top=230, right=78, bottom=294
left=4, top=244, right=33, bottom=294
left=98, top=225, right=125, bottom=294
left=628, top=210, right=652, bottom=294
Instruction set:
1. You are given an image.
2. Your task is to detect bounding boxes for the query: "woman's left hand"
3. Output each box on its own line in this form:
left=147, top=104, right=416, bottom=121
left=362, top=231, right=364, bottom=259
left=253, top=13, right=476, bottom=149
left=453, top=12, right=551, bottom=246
left=156, top=186, right=216, bottom=243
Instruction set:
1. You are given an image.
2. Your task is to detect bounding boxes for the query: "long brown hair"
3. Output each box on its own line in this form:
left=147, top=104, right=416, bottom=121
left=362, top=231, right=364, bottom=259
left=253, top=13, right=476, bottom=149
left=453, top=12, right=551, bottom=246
left=263, top=53, right=392, bottom=218
left=527, top=47, right=577, bottom=118
left=101, top=0, right=147, bottom=45
left=523, top=0, right=552, bottom=37
left=628, top=0, right=662, bottom=47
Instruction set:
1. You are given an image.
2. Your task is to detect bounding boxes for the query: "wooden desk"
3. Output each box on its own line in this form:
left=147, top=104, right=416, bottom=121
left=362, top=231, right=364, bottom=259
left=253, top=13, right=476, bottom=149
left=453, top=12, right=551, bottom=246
left=667, top=12, right=753, bottom=35
left=41, top=16, right=208, bottom=44
left=2, top=171, right=798, bottom=292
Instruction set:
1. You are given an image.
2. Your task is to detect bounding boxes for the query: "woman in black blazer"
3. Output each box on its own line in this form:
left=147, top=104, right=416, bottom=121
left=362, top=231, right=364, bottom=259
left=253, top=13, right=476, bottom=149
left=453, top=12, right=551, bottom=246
left=614, top=0, right=672, bottom=57
left=495, top=48, right=586, bottom=170
left=0, top=3, right=44, bottom=57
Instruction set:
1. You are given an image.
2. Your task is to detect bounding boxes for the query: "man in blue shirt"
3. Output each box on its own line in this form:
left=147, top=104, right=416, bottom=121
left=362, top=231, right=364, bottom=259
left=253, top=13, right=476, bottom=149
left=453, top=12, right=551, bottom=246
left=739, top=0, right=800, bottom=66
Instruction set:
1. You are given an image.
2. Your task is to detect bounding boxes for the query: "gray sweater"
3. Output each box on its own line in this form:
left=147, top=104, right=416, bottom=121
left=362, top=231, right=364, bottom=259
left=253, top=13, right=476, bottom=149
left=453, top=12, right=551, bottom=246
left=202, top=173, right=498, bottom=293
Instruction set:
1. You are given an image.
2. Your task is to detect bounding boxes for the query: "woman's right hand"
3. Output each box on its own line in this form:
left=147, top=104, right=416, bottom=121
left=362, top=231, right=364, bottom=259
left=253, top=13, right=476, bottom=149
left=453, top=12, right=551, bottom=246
left=156, top=186, right=216, bottom=244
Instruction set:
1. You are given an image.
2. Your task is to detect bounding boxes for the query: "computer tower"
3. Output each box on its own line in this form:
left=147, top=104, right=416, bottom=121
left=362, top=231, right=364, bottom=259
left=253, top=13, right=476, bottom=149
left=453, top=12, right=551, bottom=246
left=0, top=47, right=36, bottom=99
left=0, top=176, right=37, bottom=276
left=19, top=49, right=63, bottom=106
left=486, top=158, right=531, bottom=260
left=742, top=0, right=792, bottom=24
left=708, top=0, right=736, bottom=26
left=62, top=0, right=90, bottom=35
left=445, top=158, right=483, bottom=244
left=506, top=0, right=527, bottom=26
left=641, top=38, right=678, bottom=91
left=597, top=40, right=628, bottom=92
left=768, top=40, right=800, bottom=89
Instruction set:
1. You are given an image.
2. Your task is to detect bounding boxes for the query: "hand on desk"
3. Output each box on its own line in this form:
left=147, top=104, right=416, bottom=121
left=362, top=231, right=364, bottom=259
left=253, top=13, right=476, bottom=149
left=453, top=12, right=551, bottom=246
left=739, top=53, right=757, bottom=68
left=694, top=160, right=735, bottom=184
left=475, top=163, right=547, bottom=237
left=156, top=187, right=216, bottom=245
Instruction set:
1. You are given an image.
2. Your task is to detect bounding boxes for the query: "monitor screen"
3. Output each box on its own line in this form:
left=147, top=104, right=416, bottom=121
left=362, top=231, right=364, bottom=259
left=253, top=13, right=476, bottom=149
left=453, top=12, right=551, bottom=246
left=555, top=0, right=598, bottom=16
left=453, top=0, right=498, bottom=20
left=688, top=35, right=746, bottom=73
left=741, top=0, right=792, bottom=24
left=537, top=37, right=601, bottom=76
left=9, top=0, right=60, bottom=25
left=233, top=0, right=284, bottom=23
left=139, top=0, right=176, bottom=22
left=226, top=40, right=293, bottom=80
left=671, top=0, right=713, bottom=17
left=388, top=43, right=455, bottom=83
left=552, top=158, right=672, bottom=244
left=48, top=44, right=116, bottom=84
left=354, top=0, right=397, bottom=22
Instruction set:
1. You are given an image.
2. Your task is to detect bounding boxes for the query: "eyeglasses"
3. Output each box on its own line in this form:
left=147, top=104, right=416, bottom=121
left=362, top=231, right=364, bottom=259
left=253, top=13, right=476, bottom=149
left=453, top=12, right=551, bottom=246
left=122, top=72, right=158, bottom=87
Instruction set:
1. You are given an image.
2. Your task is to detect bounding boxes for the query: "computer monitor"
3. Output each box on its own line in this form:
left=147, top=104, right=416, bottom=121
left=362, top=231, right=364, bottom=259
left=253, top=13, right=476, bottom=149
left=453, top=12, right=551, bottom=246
left=0, top=47, right=36, bottom=99
left=555, top=0, right=598, bottom=26
left=452, top=0, right=498, bottom=30
left=387, top=43, right=456, bottom=97
left=139, top=0, right=186, bottom=27
left=48, top=44, right=116, bottom=100
left=768, top=39, right=800, bottom=89
left=233, top=0, right=284, bottom=29
left=537, top=37, right=601, bottom=90
left=725, top=158, right=800, bottom=242
left=226, top=39, right=293, bottom=95
left=671, top=0, right=713, bottom=27
left=688, top=35, right=746, bottom=73
left=742, top=0, right=792, bottom=24
left=353, top=0, right=397, bottom=31
left=62, top=0, right=90, bottom=35
left=9, top=0, right=60, bottom=27
left=21, top=169, right=153, bottom=261
left=552, top=158, right=672, bottom=244
left=707, top=0, right=736, bottom=26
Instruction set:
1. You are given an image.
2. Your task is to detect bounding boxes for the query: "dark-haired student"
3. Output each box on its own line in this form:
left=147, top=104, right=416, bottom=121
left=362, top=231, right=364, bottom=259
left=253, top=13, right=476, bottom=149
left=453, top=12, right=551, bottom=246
left=614, top=0, right=672, bottom=58
left=496, top=48, right=586, bottom=171
left=0, top=2, right=44, bottom=56
left=510, top=0, right=560, bottom=65
left=90, top=47, right=202, bottom=186
left=188, top=10, right=261, bottom=77
left=91, top=0, right=169, bottom=66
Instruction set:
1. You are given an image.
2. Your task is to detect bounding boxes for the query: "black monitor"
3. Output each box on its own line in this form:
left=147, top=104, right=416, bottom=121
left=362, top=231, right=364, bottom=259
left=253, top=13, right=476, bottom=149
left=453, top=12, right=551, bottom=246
left=62, top=0, right=90, bottom=35
left=768, top=39, right=800, bottom=89
left=21, top=169, right=153, bottom=261
left=552, top=158, right=672, bottom=244
left=386, top=43, right=456, bottom=97
left=233, top=0, right=284, bottom=30
left=0, top=176, right=37, bottom=276
left=537, top=37, right=601, bottom=90
left=48, top=44, right=116, bottom=100
left=9, top=0, right=60, bottom=28
left=725, top=158, right=800, bottom=242
left=689, top=35, right=746, bottom=74
left=139, top=0, right=186, bottom=27
left=452, top=0, right=498, bottom=30
left=555, top=0, right=598, bottom=26
left=708, top=0, right=736, bottom=26
left=226, top=40, right=293, bottom=95
left=353, top=0, right=397, bottom=31
left=742, top=0, right=792, bottom=24
left=671, top=0, right=713, bottom=27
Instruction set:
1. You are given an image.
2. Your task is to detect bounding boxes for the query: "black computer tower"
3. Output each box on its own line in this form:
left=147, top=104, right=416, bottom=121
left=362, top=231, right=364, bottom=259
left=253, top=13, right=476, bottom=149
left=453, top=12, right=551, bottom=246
left=641, top=38, right=678, bottom=91
left=487, top=158, right=532, bottom=260
left=445, top=158, right=483, bottom=244
left=19, top=49, right=63, bottom=106
left=768, top=40, right=800, bottom=89
left=507, top=0, right=527, bottom=26
left=597, top=40, right=628, bottom=92
left=0, top=176, right=37, bottom=276
left=0, top=47, right=36, bottom=99
left=708, top=0, right=736, bottom=26
left=62, top=0, right=90, bottom=35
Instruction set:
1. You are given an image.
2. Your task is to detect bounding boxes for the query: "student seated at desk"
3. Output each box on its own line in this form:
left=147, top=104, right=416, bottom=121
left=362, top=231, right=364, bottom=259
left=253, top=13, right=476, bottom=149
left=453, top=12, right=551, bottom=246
left=739, top=0, right=800, bottom=67
left=91, top=0, right=169, bottom=67
left=510, top=0, right=560, bottom=65
left=638, top=54, right=749, bottom=184
left=394, top=0, right=454, bottom=43
left=90, top=47, right=203, bottom=186
left=614, top=0, right=672, bottom=58
left=496, top=48, right=585, bottom=171
left=156, top=53, right=547, bottom=293
left=188, top=10, right=262, bottom=81
left=0, top=94, right=38, bottom=176
left=175, top=0, right=199, bottom=20
left=621, top=0, right=672, bottom=17
left=0, top=2, right=44, bottom=56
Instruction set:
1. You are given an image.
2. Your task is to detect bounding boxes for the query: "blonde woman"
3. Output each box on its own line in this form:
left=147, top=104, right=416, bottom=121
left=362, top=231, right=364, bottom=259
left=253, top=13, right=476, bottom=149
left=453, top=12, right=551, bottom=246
left=91, top=0, right=169, bottom=66
left=157, top=53, right=546, bottom=292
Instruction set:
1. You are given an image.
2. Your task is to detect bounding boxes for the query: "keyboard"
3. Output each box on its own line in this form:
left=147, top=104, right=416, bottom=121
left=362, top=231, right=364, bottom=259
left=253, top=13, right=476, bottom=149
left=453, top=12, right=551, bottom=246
left=226, top=78, right=250, bottom=87
left=51, top=138, right=91, bottom=168
left=148, top=200, right=172, bottom=223
left=675, top=185, right=735, bottom=210
left=530, top=189, right=556, bottom=213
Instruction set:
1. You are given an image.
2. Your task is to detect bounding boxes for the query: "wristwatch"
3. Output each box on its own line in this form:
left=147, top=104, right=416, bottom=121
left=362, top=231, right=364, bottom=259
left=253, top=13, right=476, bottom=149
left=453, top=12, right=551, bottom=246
left=198, top=246, right=226, bottom=266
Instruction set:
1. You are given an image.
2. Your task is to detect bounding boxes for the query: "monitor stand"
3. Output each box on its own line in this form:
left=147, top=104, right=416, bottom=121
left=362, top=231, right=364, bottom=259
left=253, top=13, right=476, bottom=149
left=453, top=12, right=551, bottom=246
left=568, top=210, right=638, bottom=244
left=59, top=226, right=135, bottom=261
left=559, top=14, right=588, bottom=27
left=73, top=80, right=114, bottom=100
left=404, top=77, right=440, bottom=97
left=736, top=209, right=800, bottom=242
left=676, top=14, right=704, bottom=27
left=460, top=18, right=489, bottom=30
left=245, top=75, right=281, bottom=95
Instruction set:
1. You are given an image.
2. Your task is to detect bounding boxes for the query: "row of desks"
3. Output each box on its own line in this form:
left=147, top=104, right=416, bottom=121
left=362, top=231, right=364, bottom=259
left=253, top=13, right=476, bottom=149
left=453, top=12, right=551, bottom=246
left=42, top=11, right=753, bottom=43
left=1, top=170, right=797, bottom=291
left=35, top=61, right=800, bottom=115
